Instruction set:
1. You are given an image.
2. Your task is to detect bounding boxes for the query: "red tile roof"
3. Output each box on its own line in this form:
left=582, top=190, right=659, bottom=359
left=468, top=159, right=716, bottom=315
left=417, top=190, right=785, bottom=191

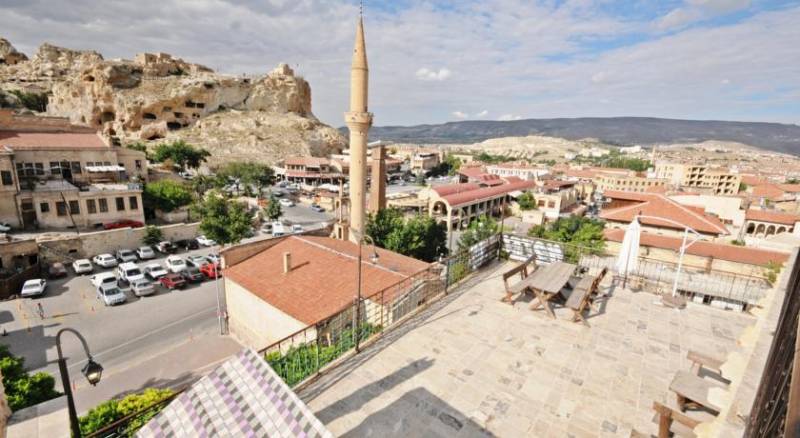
left=752, top=183, right=787, bottom=200
left=600, top=190, right=729, bottom=235
left=745, top=209, right=800, bottom=225
left=604, top=229, right=788, bottom=266
left=433, top=183, right=482, bottom=197
left=778, top=184, right=800, bottom=193
left=443, top=180, right=536, bottom=207
left=224, top=236, right=429, bottom=325
left=283, top=157, right=330, bottom=167
left=0, top=130, right=107, bottom=149
left=458, top=165, right=486, bottom=179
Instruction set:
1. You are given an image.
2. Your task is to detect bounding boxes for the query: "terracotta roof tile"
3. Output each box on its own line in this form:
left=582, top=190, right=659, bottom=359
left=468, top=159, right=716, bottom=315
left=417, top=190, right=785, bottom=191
left=0, top=130, right=107, bottom=149
left=443, top=180, right=536, bottom=207
left=224, top=236, right=429, bottom=325
left=600, top=190, right=729, bottom=235
left=283, top=157, right=331, bottom=167
left=433, top=183, right=482, bottom=197
left=745, top=209, right=800, bottom=225
left=604, top=229, right=788, bottom=266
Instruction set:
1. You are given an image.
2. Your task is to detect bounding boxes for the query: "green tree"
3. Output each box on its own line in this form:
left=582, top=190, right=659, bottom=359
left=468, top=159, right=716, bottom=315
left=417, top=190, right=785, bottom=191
left=192, top=191, right=252, bottom=245
left=79, top=388, right=174, bottom=436
left=527, top=216, right=606, bottom=253
left=151, top=140, right=210, bottom=170
left=384, top=215, right=448, bottom=262
left=516, top=191, right=537, bottom=210
left=142, top=225, right=163, bottom=246
left=8, top=90, right=48, bottom=112
left=216, top=162, right=275, bottom=198
left=738, top=182, right=748, bottom=193
left=264, top=193, right=283, bottom=220
left=0, top=345, right=59, bottom=411
left=365, top=208, right=405, bottom=248
left=458, top=215, right=499, bottom=250
left=143, top=180, right=193, bottom=212
left=189, top=174, right=219, bottom=198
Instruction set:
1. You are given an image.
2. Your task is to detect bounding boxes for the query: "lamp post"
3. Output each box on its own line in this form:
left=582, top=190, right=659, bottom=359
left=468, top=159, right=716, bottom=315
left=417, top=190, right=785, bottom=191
left=56, top=328, right=103, bottom=438
left=351, top=230, right=379, bottom=353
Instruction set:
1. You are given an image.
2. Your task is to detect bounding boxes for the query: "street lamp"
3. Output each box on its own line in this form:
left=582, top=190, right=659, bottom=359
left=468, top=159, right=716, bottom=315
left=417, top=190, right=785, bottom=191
left=351, top=230, right=379, bottom=353
left=56, top=328, right=103, bottom=438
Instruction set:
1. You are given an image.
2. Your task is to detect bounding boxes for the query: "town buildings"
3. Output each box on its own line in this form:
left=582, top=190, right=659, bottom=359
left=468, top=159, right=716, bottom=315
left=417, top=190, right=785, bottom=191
left=0, top=109, right=146, bottom=230
left=654, top=162, right=741, bottom=195
left=485, top=163, right=549, bottom=181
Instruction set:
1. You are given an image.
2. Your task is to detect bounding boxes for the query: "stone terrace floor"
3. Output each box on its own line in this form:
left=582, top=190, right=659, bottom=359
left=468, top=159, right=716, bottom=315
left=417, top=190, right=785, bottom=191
left=298, top=261, right=757, bottom=437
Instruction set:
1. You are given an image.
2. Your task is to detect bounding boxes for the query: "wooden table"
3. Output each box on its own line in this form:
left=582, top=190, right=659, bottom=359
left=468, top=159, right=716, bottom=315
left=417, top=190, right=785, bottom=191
left=669, top=370, right=727, bottom=414
left=516, top=262, right=577, bottom=318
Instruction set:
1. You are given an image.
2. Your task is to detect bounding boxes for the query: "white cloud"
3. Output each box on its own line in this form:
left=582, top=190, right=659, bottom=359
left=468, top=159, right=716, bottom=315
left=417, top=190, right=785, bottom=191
left=452, top=111, right=469, bottom=119
left=658, top=0, right=751, bottom=29
left=721, top=78, right=731, bottom=85
left=475, top=110, right=489, bottom=118
left=415, top=67, right=452, bottom=81
left=591, top=72, right=607, bottom=83
left=498, top=114, right=523, bottom=121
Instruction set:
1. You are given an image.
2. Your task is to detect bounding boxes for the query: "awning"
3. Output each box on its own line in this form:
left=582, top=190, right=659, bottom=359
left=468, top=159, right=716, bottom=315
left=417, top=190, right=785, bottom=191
left=86, top=165, right=126, bottom=172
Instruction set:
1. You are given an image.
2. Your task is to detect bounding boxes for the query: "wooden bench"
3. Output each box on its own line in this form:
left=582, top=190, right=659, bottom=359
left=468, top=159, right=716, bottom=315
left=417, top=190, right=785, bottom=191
left=652, top=401, right=716, bottom=438
left=502, top=255, right=537, bottom=303
left=687, top=350, right=728, bottom=383
left=565, top=275, right=596, bottom=326
left=669, top=370, right=727, bottom=414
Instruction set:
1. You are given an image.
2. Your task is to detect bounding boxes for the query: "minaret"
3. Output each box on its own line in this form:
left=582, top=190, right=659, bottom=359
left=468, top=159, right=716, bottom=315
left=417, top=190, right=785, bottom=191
left=345, top=14, right=373, bottom=241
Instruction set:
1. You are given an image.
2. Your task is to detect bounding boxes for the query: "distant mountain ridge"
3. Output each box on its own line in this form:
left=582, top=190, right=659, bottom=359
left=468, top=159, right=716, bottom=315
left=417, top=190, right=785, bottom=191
left=361, top=117, right=800, bottom=155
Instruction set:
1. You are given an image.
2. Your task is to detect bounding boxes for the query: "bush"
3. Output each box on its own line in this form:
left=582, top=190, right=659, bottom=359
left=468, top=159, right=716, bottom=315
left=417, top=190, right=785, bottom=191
left=143, top=180, right=193, bottom=212
left=516, top=192, right=537, bottom=210
left=79, top=388, right=174, bottom=437
left=0, top=345, right=59, bottom=411
left=8, top=90, right=48, bottom=112
left=142, top=225, right=163, bottom=246
left=151, top=140, right=210, bottom=170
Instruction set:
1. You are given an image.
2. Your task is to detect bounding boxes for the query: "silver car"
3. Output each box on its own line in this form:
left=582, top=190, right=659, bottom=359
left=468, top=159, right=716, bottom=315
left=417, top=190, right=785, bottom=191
left=130, top=279, right=156, bottom=297
left=136, top=246, right=156, bottom=260
left=20, top=279, right=46, bottom=297
left=97, top=284, right=127, bottom=306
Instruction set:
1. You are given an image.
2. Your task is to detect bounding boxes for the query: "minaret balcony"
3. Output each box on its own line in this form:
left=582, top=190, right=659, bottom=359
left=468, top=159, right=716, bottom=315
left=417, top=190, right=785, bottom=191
left=345, top=111, right=374, bottom=125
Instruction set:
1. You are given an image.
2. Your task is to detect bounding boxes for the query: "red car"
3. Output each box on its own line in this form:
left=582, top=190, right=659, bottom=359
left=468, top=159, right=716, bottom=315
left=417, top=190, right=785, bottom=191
left=200, top=262, right=222, bottom=279
left=159, top=273, right=187, bottom=290
left=103, top=220, right=145, bottom=230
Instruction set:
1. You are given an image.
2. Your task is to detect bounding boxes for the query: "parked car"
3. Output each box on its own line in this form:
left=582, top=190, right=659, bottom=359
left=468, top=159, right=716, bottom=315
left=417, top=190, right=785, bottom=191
left=97, top=284, right=127, bottom=306
left=0, top=222, right=11, bottom=232
left=181, top=266, right=205, bottom=283
left=136, top=246, right=156, bottom=260
left=271, top=222, right=286, bottom=237
left=47, top=262, right=68, bottom=279
left=130, top=278, right=156, bottom=297
left=92, top=253, right=118, bottom=268
left=196, top=235, right=216, bottom=247
left=279, top=198, right=294, bottom=207
left=310, top=204, right=325, bottom=213
left=72, top=259, right=93, bottom=275
left=159, top=273, right=187, bottom=290
left=20, top=279, right=46, bottom=297
left=143, top=263, right=168, bottom=281
left=117, top=262, right=144, bottom=284
left=260, top=222, right=273, bottom=234
left=291, top=224, right=304, bottom=234
left=165, top=255, right=187, bottom=273
left=185, top=254, right=208, bottom=268
left=115, top=249, right=137, bottom=263
left=175, top=239, right=199, bottom=251
left=103, top=219, right=144, bottom=230
left=205, top=253, right=221, bottom=265
left=90, top=272, right=118, bottom=288
left=155, top=241, right=175, bottom=254
left=200, top=262, right=221, bottom=279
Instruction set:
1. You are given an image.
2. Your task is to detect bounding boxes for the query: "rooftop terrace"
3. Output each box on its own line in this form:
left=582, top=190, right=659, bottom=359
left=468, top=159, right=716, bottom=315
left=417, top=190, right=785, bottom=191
left=297, top=262, right=763, bottom=437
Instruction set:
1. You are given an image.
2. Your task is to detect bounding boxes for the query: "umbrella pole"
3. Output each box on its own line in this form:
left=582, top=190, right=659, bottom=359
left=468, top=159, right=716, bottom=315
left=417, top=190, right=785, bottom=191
left=671, top=228, right=689, bottom=298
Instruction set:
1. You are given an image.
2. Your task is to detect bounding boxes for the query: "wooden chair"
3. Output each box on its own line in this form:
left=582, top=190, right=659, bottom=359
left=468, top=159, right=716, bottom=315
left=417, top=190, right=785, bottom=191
left=589, top=267, right=608, bottom=311
left=565, top=275, right=596, bottom=326
left=687, top=350, right=730, bottom=384
left=501, top=255, right=536, bottom=303
left=651, top=401, right=715, bottom=438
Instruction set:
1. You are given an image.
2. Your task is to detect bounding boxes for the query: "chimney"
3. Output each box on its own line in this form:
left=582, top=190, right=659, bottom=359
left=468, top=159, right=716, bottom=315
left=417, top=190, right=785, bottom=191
left=283, top=252, right=291, bottom=274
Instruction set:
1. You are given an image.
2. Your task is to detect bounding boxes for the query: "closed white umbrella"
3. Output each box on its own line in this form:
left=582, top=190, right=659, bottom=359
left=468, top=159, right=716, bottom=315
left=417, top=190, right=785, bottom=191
left=616, top=217, right=641, bottom=281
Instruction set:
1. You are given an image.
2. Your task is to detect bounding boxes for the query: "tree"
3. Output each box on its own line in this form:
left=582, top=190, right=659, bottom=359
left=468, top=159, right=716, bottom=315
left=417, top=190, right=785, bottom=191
left=458, top=215, right=499, bottom=250
left=384, top=215, right=448, bottom=262
left=151, top=140, right=210, bottom=170
left=0, top=345, right=59, bottom=411
left=517, top=191, right=537, bottom=210
left=366, top=208, right=405, bottom=248
left=189, top=174, right=219, bottom=198
left=527, top=216, right=606, bottom=253
left=79, top=388, right=174, bottom=436
left=264, top=193, right=283, bottom=220
left=192, top=191, right=252, bottom=245
left=143, top=180, right=193, bottom=212
left=216, top=162, right=275, bottom=198
left=8, top=90, right=48, bottom=112
left=142, top=225, right=163, bottom=246
left=738, top=182, right=749, bottom=193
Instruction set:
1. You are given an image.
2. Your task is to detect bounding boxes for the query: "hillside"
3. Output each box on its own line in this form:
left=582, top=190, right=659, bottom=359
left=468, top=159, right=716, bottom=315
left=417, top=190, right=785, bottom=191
left=0, top=38, right=345, bottom=166
left=366, top=117, right=800, bottom=155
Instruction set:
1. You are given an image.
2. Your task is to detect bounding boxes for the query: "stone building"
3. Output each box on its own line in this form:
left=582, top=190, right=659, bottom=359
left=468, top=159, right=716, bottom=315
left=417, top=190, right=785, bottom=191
left=654, top=162, right=741, bottom=195
left=0, top=109, right=145, bottom=230
left=743, top=209, right=800, bottom=238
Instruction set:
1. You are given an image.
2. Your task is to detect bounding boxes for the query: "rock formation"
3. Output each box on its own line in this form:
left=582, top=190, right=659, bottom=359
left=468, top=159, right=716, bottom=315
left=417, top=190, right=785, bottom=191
left=0, top=38, right=345, bottom=165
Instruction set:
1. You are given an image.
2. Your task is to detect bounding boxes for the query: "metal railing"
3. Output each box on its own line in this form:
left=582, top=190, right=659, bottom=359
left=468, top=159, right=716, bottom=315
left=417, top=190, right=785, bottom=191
left=258, top=234, right=501, bottom=388
left=84, top=390, right=182, bottom=438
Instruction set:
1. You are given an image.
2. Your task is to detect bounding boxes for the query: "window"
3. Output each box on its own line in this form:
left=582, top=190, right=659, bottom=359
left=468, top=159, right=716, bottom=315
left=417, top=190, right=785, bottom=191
left=547, top=201, right=556, bottom=208
left=40, top=202, right=49, bottom=213
left=68, top=200, right=80, bottom=214
left=115, top=197, right=125, bottom=211
left=56, top=201, right=67, bottom=216
left=71, top=161, right=82, bottom=175
left=135, top=160, right=142, bottom=170
left=99, top=198, right=108, bottom=213
left=35, top=163, right=44, bottom=176
left=87, top=199, right=97, bottom=214
left=50, top=162, right=60, bottom=175
left=1, top=170, right=12, bottom=186
left=129, top=196, right=138, bottom=210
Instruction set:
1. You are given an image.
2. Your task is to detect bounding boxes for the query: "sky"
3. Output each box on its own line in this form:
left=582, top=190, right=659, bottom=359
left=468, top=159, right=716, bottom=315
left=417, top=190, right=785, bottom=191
left=1, top=0, right=799, bottom=127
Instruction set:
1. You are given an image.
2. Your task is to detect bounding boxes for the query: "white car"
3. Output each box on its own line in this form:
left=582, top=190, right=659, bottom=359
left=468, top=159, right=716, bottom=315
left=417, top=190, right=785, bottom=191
left=92, top=254, right=118, bottom=268
left=143, top=263, right=168, bottom=281
left=115, top=249, right=137, bottom=263
left=186, top=254, right=208, bottom=268
left=165, top=256, right=187, bottom=273
left=136, top=246, right=156, bottom=260
left=117, top=262, right=145, bottom=284
left=196, top=235, right=216, bottom=247
left=97, top=284, right=127, bottom=306
left=0, top=222, right=10, bottom=233
left=279, top=198, right=294, bottom=207
left=90, top=272, right=118, bottom=288
left=206, top=253, right=221, bottom=265
left=130, top=279, right=156, bottom=297
left=72, top=259, right=93, bottom=275
left=20, top=279, right=46, bottom=297
left=291, top=224, right=304, bottom=234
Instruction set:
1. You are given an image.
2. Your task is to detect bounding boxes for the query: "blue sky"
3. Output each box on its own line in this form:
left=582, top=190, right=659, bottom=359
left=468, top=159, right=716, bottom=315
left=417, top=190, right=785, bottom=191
left=1, top=0, right=798, bottom=127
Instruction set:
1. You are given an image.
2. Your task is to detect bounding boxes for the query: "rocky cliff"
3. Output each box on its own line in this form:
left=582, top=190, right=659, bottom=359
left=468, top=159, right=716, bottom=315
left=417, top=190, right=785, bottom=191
left=0, top=39, right=345, bottom=166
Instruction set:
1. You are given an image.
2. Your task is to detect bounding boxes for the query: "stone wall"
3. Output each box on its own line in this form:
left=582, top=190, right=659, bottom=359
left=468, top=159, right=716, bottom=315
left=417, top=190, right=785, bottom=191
left=38, top=222, right=199, bottom=260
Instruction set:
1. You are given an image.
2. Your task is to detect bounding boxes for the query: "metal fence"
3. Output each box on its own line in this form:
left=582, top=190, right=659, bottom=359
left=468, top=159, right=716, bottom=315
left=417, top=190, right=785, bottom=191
left=503, top=233, right=772, bottom=309
left=84, top=390, right=182, bottom=438
left=259, top=234, right=501, bottom=388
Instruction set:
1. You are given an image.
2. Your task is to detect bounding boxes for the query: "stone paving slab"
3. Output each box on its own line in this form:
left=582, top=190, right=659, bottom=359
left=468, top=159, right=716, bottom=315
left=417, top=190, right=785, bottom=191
left=302, top=262, right=754, bottom=437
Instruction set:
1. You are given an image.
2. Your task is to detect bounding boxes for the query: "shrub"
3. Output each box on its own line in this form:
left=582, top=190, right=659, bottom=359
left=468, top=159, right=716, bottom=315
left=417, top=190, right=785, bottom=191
left=0, top=345, right=59, bottom=411
left=142, top=225, right=163, bottom=246
left=79, top=388, right=174, bottom=437
left=143, top=180, right=193, bottom=212
left=516, top=192, right=537, bottom=210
